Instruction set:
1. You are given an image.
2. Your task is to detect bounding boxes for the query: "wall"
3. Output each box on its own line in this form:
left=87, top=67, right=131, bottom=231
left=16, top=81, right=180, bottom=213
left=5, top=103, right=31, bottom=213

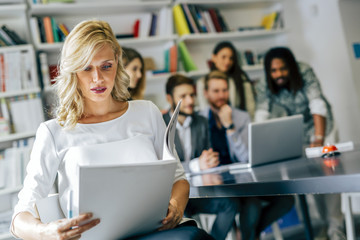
left=338, top=0, right=360, bottom=111
left=283, top=0, right=360, bottom=142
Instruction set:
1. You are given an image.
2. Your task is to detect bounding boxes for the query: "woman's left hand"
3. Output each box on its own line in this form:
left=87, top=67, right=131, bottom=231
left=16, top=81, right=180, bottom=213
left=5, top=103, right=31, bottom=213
left=158, top=199, right=183, bottom=231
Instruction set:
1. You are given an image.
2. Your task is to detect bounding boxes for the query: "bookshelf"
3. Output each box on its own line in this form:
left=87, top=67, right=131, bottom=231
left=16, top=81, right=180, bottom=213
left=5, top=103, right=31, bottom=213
left=0, top=2, right=44, bottom=239
left=144, top=0, right=288, bottom=109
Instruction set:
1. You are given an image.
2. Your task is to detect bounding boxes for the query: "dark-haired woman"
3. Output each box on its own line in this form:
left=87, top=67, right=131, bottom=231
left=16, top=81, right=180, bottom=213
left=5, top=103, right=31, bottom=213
left=122, top=47, right=146, bottom=100
left=196, top=41, right=256, bottom=119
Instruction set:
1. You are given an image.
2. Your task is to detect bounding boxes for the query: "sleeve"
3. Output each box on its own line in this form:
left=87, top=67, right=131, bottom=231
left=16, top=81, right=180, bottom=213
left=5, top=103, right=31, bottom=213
left=254, top=77, right=271, bottom=122
left=189, top=158, right=200, bottom=172
left=11, top=123, right=61, bottom=233
left=226, top=111, right=250, bottom=163
left=148, top=102, right=187, bottom=182
left=301, top=65, right=328, bottom=117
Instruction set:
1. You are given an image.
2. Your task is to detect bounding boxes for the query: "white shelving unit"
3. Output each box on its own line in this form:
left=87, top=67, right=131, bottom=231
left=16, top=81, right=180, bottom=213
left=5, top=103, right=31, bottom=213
left=0, top=2, right=44, bottom=238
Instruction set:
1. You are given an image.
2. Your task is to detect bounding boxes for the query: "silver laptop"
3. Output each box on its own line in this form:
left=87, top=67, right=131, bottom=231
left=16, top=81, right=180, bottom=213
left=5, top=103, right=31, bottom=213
left=230, top=114, right=303, bottom=170
left=78, top=160, right=177, bottom=240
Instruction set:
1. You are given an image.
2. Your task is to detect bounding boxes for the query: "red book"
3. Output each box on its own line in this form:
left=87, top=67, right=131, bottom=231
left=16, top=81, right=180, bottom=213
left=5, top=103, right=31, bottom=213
left=0, top=54, right=5, bottom=92
left=49, top=65, right=59, bottom=84
left=133, top=19, right=140, bottom=38
left=208, top=9, right=222, bottom=33
left=169, top=45, right=178, bottom=73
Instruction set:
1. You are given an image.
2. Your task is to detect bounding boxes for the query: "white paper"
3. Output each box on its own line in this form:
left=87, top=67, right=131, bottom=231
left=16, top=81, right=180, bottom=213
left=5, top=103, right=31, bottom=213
left=162, top=99, right=182, bottom=160
left=305, top=141, right=354, bottom=158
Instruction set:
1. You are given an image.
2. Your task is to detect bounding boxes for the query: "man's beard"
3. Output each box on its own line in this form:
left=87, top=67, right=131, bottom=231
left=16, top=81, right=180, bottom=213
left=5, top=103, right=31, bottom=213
left=274, top=76, right=289, bottom=88
left=209, top=99, right=228, bottom=110
left=172, top=102, right=193, bottom=117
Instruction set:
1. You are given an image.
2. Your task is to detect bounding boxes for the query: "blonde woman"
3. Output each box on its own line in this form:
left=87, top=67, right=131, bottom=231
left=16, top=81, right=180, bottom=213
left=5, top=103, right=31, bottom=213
left=11, top=20, right=212, bottom=240
left=122, top=47, right=146, bottom=100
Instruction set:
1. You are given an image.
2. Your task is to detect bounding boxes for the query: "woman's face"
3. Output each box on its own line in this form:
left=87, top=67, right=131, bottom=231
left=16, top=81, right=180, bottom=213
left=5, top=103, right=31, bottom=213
left=211, top=47, right=234, bottom=73
left=125, top=57, right=143, bottom=89
left=76, top=44, right=117, bottom=105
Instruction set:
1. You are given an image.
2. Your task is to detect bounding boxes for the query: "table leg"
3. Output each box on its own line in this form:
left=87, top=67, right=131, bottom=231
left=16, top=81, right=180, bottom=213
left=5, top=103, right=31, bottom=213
left=298, top=195, right=314, bottom=240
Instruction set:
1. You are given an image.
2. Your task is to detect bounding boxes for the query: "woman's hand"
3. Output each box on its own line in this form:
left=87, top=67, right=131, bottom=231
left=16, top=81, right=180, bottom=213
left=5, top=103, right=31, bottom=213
left=39, top=213, right=100, bottom=240
left=158, top=199, right=183, bottom=231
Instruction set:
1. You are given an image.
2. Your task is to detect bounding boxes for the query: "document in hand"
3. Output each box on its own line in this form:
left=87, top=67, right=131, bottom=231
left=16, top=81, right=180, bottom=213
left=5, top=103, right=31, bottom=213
left=36, top=100, right=182, bottom=240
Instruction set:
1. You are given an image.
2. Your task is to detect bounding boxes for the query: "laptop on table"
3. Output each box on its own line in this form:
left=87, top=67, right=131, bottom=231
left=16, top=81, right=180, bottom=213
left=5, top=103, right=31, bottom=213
left=229, top=114, right=304, bottom=170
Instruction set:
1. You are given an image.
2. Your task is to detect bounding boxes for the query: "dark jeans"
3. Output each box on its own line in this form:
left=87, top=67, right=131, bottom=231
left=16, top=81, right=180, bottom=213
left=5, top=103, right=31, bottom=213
left=185, top=198, right=239, bottom=240
left=240, top=195, right=295, bottom=240
left=126, top=221, right=215, bottom=240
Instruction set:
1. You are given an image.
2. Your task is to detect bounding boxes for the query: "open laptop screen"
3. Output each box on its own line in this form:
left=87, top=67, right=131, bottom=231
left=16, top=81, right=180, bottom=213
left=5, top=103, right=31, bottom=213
left=249, top=114, right=303, bottom=167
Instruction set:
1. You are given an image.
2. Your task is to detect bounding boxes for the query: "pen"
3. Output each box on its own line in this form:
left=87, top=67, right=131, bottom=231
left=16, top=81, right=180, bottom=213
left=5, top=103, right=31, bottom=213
left=67, top=190, right=73, bottom=219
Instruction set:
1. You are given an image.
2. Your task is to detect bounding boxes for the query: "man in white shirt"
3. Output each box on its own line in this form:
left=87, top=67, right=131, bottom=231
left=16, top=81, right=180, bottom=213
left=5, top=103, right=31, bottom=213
left=163, top=74, right=239, bottom=240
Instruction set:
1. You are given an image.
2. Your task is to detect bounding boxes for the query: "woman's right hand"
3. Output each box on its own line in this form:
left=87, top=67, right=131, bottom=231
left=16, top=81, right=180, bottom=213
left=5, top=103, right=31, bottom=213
left=39, top=213, right=100, bottom=240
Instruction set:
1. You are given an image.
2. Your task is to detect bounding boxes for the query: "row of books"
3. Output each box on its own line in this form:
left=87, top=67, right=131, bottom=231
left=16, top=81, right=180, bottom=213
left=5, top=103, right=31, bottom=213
left=173, top=4, right=229, bottom=36
left=131, top=7, right=173, bottom=39
left=0, top=50, right=38, bottom=92
left=0, top=140, right=33, bottom=190
left=0, top=94, right=44, bottom=135
left=261, top=11, right=284, bottom=30
left=0, top=25, right=27, bottom=47
left=151, top=42, right=197, bottom=75
left=29, top=17, right=70, bottom=44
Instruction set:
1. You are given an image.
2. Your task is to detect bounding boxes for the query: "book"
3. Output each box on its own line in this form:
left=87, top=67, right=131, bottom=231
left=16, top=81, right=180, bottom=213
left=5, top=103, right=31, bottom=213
left=173, top=4, right=190, bottom=36
left=215, top=9, right=229, bottom=32
left=1, top=25, right=26, bottom=45
left=50, top=17, right=60, bottom=42
left=261, top=12, right=278, bottom=30
left=178, top=41, right=197, bottom=72
left=29, top=17, right=41, bottom=45
left=43, top=16, right=54, bottom=43
left=156, top=7, right=172, bottom=36
left=208, top=9, right=222, bottom=33
left=0, top=28, right=15, bottom=46
left=139, top=13, right=152, bottom=38
left=182, top=4, right=199, bottom=34
left=58, top=23, right=70, bottom=37
left=188, top=5, right=203, bottom=33
left=169, top=44, right=178, bottom=73
left=39, top=52, right=51, bottom=88
left=37, top=18, right=46, bottom=43
left=133, top=19, right=140, bottom=38
left=202, top=10, right=216, bottom=33
left=149, top=13, right=157, bottom=36
left=180, top=4, right=194, bottom=34
left=193, top=6, right=208, bottom=33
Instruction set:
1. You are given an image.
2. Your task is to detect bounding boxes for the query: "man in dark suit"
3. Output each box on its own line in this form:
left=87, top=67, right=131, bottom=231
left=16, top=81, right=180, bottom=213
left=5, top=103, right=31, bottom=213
left=163, top=74, right=239, bottom=240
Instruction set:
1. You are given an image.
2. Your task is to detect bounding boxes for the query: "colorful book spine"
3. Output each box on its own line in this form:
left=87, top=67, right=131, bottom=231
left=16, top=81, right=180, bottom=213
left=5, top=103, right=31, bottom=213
left=169, top=45, right=178, bottom=73
left=208, top=9, right=222, bottom=33
left=173, top=4, right=190, bottom=36
left=43, top=16, right=54, bottom=43
left=50, top=17, right=60, bottom=42
left=178, top=42, right=197, bottom=72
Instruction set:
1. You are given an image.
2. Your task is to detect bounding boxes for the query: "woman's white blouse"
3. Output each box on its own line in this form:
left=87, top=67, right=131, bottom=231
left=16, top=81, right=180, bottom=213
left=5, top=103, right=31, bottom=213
left=12, top=100, right=186, bottom=222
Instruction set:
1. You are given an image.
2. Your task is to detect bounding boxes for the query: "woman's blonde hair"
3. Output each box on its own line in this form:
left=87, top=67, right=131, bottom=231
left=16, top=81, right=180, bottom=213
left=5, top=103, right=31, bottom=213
left=54, top=19, right=130, bottom=129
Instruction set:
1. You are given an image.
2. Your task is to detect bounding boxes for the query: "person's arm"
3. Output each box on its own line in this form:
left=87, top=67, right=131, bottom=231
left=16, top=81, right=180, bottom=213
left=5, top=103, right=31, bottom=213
left=13, top=212, right=99, bottom=240
left=226, top=111, right=250, bottom=163
left=11, top=123, right=100, bottom=239
left=311, top=114, right=326, bottom=147
left=159, top=179, right=190, bottom=231
left=254, top=77, right=271, bottom=122
left=301, top=63, right=330, bottom=147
